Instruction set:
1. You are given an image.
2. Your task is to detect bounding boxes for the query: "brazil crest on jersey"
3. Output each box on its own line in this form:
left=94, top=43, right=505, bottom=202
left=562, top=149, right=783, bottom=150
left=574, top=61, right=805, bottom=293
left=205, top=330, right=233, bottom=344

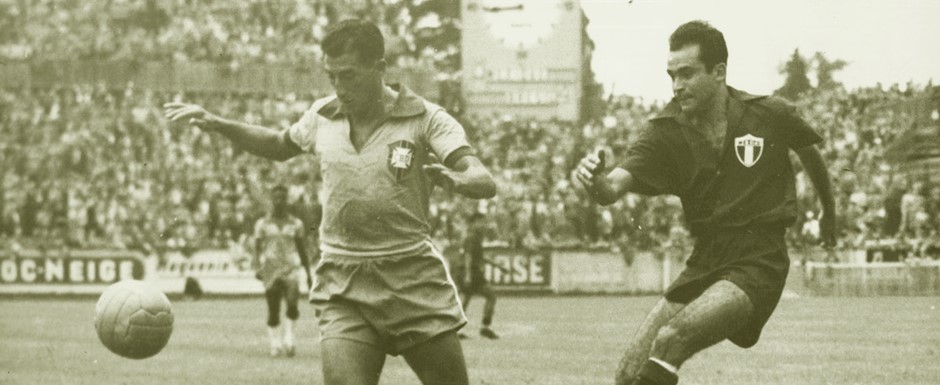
left=388, top=140, right=417, bottom=182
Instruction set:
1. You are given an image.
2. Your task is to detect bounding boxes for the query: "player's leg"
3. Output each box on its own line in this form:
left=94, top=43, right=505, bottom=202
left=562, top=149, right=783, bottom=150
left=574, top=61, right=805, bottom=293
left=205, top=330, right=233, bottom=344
left=459, top=289, right=472, bottom=311
left=457, top=290, right=471, bottom=339
left=321, top=339, right=387, bottom=385
left=615, top=298, right=686, bottom=385
left=401, top=330, right=469, bottom=385
left=282, top=276, right=301, bottom=357
left=457, top=284, right=475, bottom=339
left=264, top=279, right=285, bottom=356
left=478, top=284, right=498, bottom=339
left=634, top=280, right=754, bottom=385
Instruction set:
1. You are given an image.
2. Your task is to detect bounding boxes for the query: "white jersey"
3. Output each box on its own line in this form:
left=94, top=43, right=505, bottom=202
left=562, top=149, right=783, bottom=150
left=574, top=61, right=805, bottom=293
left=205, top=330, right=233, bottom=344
left=254, top=214, right=304, bottom=288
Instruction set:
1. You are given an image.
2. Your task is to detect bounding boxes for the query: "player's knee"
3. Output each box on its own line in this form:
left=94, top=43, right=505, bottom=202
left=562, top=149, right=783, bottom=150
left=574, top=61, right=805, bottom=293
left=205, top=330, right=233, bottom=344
left=653, top=324, right=690, bottom=354
left=286, top=305, right=299, bottom=320
left=267, top=313, right=281, bottom=327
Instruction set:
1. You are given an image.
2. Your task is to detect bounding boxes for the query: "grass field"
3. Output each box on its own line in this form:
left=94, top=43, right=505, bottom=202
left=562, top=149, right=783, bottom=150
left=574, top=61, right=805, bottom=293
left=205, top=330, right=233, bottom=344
left=2, top=295, right=939, bottom=385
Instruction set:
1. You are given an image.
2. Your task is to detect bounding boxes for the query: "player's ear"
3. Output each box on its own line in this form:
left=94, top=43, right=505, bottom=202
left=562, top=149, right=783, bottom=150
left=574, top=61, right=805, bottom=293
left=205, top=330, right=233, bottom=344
left=374, top=59, right=387, bottom=74
left=713, top=62, right=727, bottom=83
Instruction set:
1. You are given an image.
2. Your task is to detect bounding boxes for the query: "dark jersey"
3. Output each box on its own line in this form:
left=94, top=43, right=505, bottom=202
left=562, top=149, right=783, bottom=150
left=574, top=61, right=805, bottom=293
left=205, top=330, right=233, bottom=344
left=622, top=87, right=823, bottom=236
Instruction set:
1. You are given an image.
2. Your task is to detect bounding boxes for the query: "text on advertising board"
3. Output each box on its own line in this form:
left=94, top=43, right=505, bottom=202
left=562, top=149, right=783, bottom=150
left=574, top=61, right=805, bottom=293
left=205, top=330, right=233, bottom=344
left=1, top=255, right=144, bottom=284
left=484, top=252, right=551, bottom=287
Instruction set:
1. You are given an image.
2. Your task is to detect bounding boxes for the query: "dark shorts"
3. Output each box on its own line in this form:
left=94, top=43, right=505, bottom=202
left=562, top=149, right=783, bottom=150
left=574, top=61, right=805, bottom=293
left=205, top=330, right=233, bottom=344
left=462, top=269, right=491, bottom=294
left=665, top=226, right=789, bottom=348
left=309, top=249, right=467, bottom=355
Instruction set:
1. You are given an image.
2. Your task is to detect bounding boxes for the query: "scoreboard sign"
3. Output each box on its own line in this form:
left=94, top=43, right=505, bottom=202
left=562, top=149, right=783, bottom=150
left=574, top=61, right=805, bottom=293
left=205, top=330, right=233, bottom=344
left=462, top=0, right=583, bottom=120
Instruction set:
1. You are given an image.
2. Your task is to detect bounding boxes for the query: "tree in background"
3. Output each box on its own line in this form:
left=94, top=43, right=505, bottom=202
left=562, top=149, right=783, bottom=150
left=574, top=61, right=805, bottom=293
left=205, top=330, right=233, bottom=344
left=814, top=52, right=848, bottom=91
left=777, top=49, right=849, bottom=101
left=776, top=49, right=812, bottom=101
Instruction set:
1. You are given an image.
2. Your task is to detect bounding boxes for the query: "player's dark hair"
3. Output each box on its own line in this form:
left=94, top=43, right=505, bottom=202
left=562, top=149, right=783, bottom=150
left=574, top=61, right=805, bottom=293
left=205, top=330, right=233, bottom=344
left=669, top=20, right=728, bottom=72
left=271, top=184, right=288, bottom=194
left=322, top=19, right=385, bottom=64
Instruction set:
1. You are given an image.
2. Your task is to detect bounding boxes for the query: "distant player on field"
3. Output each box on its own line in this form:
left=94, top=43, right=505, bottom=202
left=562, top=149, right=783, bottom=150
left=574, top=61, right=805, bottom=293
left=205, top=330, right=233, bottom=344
left=252, top=184, right=313, bottom=357
left=457, top=212, right=499, bottom=340
left=573, top=21, right=836, bottom=385
left=165, top=19, right=496, bottom=385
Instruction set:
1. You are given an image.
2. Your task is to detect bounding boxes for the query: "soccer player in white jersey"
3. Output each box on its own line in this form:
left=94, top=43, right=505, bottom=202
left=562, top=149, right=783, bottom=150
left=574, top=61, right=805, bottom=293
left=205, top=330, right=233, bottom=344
left=252, top=184, right=312, bottom=357
left=165, top=19, right=496, bottom=385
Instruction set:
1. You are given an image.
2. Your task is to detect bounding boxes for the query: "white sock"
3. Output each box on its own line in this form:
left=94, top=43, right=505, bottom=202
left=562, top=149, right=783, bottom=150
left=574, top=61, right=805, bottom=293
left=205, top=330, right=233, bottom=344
left=268, top=326, right=281, bottom=348
left=650, top=357, right=679, bottom=374
left=283, top=320, right=295, bottom=347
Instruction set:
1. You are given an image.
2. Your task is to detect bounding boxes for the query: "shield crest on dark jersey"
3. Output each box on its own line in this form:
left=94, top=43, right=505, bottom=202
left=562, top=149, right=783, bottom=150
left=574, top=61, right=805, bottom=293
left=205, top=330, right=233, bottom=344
left=734, top=134, right=764, bottom=168
left=387, top=140, right=417, bottom=181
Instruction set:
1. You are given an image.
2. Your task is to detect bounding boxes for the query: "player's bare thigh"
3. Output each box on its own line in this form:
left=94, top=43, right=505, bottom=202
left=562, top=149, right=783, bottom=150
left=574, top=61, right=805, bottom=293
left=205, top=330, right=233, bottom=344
left=655, top=280, right=754, bottom=356
left=401, top=331, right=469, bottom=385
left=321, top=338, right=386, bottom=385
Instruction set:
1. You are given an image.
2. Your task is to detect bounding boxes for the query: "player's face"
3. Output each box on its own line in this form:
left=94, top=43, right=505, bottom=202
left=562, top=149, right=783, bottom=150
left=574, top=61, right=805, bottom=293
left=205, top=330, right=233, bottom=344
left=324, top=51, right=385, bottom=116
left=667, top=44, right=725, bottom=115
left=272, top=190, right=288, bottom=211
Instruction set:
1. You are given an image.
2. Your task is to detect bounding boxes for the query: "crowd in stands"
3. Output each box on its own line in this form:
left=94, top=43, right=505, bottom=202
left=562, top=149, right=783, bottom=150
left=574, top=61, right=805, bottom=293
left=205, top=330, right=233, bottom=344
left=1, top=0, right=460, bottom=72
left=453, top=84, right=940, bottom=261
left=2, top=82, right=937, bottom=263
left=2, top=1, right=939, bottom=264
left=0, top=84, right=324, bottom=256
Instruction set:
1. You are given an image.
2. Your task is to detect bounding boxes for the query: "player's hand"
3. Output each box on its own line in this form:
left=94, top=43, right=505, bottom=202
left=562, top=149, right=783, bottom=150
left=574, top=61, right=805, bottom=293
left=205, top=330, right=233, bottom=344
left=573, top=150, right=606, bottom=190
left=423, top=153, right=457, bottom=191
left=163, top=102, right=219, bottom=131
left=819, top=209, right=836, bottom=248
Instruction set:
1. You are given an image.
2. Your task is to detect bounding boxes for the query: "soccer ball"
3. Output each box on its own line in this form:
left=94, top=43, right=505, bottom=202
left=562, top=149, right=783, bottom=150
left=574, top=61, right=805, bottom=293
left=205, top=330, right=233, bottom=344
left=94, top=280, right=174, bottom=359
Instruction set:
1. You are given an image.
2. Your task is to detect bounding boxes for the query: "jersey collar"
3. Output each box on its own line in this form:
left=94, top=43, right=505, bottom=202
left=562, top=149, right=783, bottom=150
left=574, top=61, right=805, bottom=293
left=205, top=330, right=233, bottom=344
left=651, top=86, right=766, bottom=123
left=317, top=84, right=427, bottom=120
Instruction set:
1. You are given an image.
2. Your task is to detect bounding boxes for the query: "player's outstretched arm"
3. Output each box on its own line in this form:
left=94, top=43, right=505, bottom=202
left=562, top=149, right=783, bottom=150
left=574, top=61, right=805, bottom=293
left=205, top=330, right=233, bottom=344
left=795, top=144, right=836, bottom=246
left=163, top=102, right=302, bottom=161
left=424, top=155, right=497, bottom=199
left=572, top=151, right=634, bottom=206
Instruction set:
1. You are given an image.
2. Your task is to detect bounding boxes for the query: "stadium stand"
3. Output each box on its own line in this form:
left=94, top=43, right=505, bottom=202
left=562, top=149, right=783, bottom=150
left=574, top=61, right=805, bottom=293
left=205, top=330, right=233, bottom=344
left=1, top=0, right=939, bottom=269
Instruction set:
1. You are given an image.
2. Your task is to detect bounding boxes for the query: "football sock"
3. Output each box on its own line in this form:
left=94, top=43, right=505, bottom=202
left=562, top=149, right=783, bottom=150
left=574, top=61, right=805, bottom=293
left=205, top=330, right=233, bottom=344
left=634, top=359, right=679, bottom=385
left=283, top=320, right=295, bottom=347
left=267, top=326, right=281, bottom=348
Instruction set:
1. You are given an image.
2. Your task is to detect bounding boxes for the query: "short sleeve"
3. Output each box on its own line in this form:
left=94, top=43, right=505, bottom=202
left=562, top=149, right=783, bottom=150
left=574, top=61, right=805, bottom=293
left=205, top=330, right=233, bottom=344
left=621, top=125, right=677, bottom=196
left=425, top=109, right=474, bottom=165
left=283, top=105, right=318, bottom=152
left=776, top=101, right=823, bottom=150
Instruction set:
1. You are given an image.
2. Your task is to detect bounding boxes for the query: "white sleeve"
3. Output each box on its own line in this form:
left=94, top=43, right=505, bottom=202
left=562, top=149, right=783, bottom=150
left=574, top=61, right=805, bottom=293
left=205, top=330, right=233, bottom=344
left=425, top=109, right=473, bottom=162
left=284, top=105, right=319, bottom=152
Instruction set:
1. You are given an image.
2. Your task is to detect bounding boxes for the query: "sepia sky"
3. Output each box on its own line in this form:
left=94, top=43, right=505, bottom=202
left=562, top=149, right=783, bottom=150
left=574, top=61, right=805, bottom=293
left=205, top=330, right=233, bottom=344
left=581, top=0, right=940, bottom=102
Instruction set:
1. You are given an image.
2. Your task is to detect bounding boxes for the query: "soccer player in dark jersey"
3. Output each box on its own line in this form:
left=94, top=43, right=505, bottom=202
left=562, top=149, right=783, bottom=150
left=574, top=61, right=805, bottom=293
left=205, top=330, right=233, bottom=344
left=458, top=212, right=499, bottom=339
left=573, top=21, right=836, bottom=385
left=252, top=185, right=312, bottom=358
left=165, top=19, right=496, bottom=385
